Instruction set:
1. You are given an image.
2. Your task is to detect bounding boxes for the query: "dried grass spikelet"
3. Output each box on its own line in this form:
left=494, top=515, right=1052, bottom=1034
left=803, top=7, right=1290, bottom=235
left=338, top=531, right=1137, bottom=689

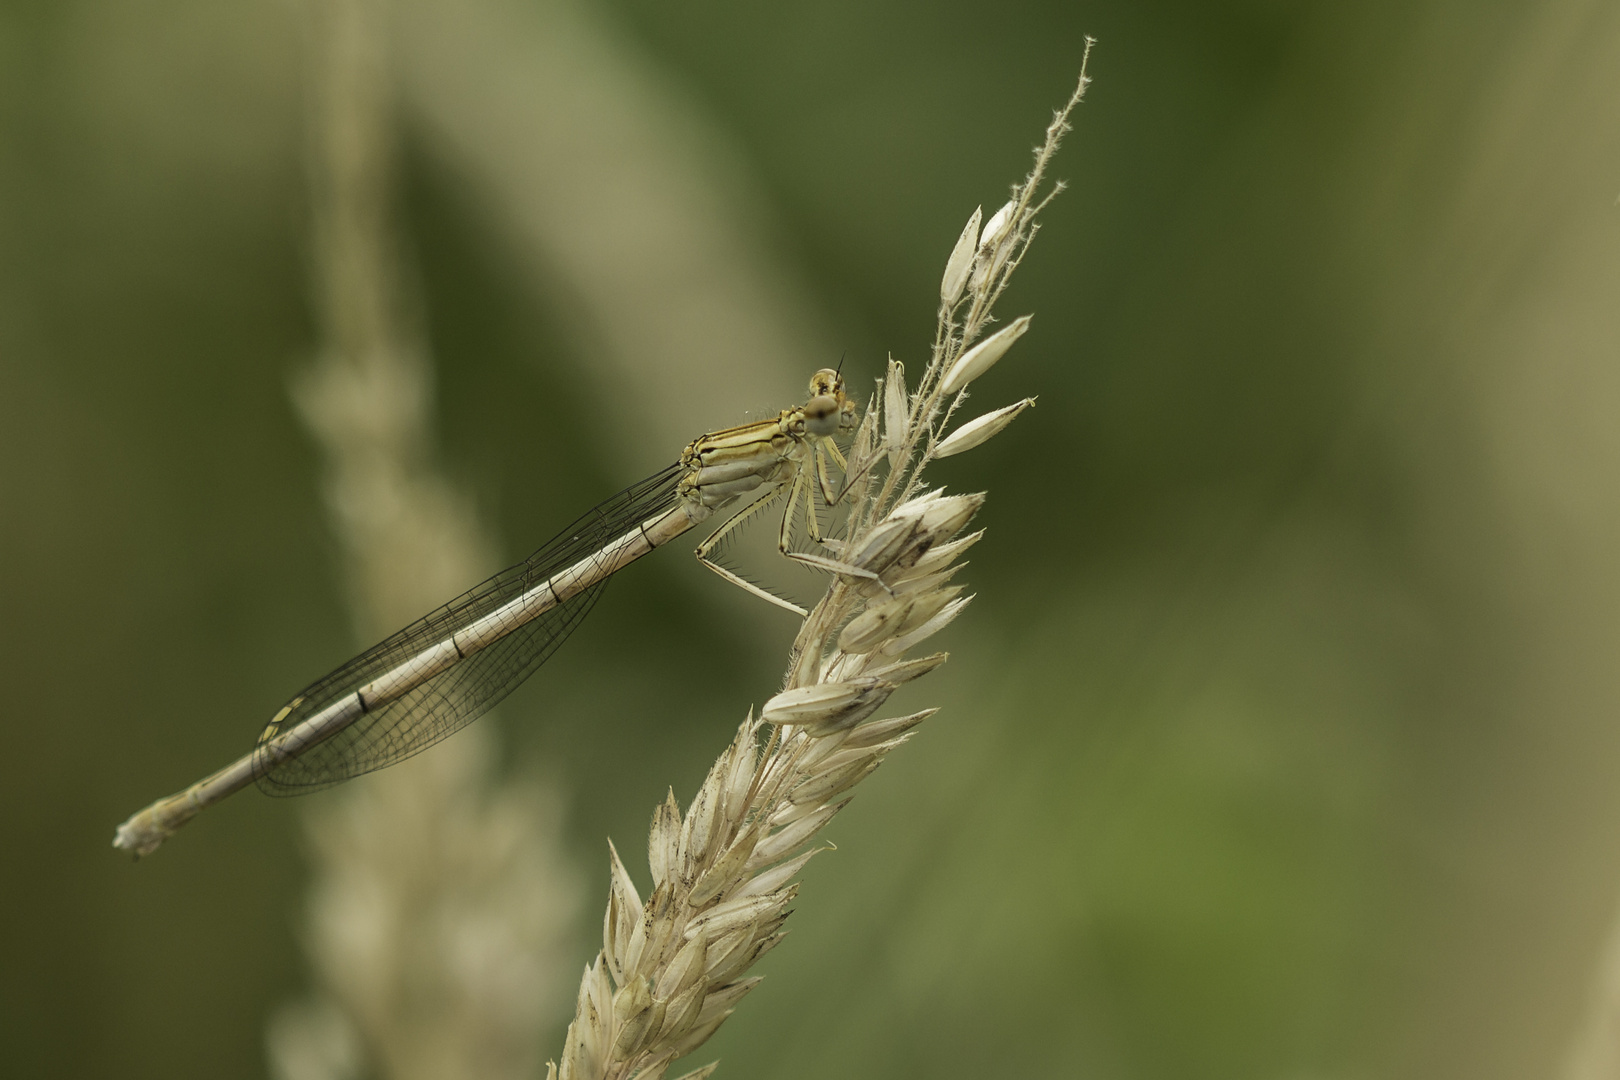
left=935, top=397, right=1037, bottom=458
left=552, top=43, right=1095, bottom=1080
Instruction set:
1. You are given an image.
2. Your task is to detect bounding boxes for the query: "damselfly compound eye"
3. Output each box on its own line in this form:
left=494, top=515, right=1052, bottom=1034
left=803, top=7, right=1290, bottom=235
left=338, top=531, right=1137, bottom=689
left=804, top=395, right=841, bottom=436
left=805, top=368, right=848, bottom=435
left=808, top=368, right=842, bottom=398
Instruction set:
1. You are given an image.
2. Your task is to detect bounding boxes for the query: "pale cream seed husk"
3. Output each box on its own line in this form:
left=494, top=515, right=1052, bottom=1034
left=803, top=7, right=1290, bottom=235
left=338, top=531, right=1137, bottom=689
left=611, top=979, right=658, bottom=1057
left=668, top=1010, right=731, bottom=1058
left=914, top=491, right=986, bottom=540
left=810, top=736, right=907, bottom=776
left=851, top=588, right=953, bottom=653
left=691, top=926, right=745, bottom=976
left=747, top=928, right=790, bottom=967
left=849, top=516, right=921, bottom=576
left=879, top=595, right=972, bottom=657
left=627, top=1054, right=673, bottom=1080
left=889, top=565, right=962, bottom=599
left=792, top=741, right=883, bottom=792
left=709, top=932, right=772, bottom=986
left=635, top=890, right=678, bottom=979
left=721, top=725, right=756, bottom=819
left=686, top=820, right=761, bottom=906
left=903, top=529, right=983, bottom=579
left=655, top=933, right=708, bottom=1000
left=804, top=683, right=894, bottom=734
left=682, top=891, right=787, bottom=942
left=940, top=315, right=1033, bottom=395
left=621, top=904, right=650, bottom=980
left=978, top=198, right=1016, bottom=253
left=606, top=892, right=635, bottom=983
left=789, top=757, right=880, bottom=806
left=655, top=982, right=706, bottom=1047
left=610, top=839, right=643, bottom=916
left=766, top=794, right=832, bottom=829
left=697, top=978, right=761, bottom=1024
left=760, top=681, right=864, bottom=726
left=792, top=723, right=854, bottom=768
left=863, top=651, right=949, bottom=685
left=734, top=847, right=820, bottom=898
left=889, top=488, right=947, bottom=519
left=884, top=360, right=909, bottom=466
left=940, top=205, right=982, bottom=305
left=695, top=755, right=734, bottom=845
left=841, top=707, right=938, bottom=749
left=648, top=791, right=680, bottom=887
left=894, top=586, right=963, bottom=637
left=838, top=595, right=917, bottom=654
left=750, top=800, right=846, bottom=866
left=677, top=774, right=720, bottom=874
left=935, top=397, right=1037, bottom=458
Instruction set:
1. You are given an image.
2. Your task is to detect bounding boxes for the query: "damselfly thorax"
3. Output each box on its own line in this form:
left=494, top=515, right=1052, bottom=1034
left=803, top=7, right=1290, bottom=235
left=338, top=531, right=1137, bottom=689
left=680, top=366, right=859, bottom=610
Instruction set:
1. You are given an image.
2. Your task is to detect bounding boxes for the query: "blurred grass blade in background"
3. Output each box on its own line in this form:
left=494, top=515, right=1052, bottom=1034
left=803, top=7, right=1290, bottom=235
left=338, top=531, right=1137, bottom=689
left=270, top=1, right=584, bottom=1076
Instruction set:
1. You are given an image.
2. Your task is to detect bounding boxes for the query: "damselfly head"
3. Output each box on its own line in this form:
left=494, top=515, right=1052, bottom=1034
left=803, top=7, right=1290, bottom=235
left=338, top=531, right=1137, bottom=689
left=805, top=367, right=858, bottom=437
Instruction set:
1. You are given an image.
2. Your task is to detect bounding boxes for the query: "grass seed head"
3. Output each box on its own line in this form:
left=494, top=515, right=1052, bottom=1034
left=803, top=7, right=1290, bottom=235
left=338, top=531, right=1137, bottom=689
left=558, top=57, right=1094, bottom=1079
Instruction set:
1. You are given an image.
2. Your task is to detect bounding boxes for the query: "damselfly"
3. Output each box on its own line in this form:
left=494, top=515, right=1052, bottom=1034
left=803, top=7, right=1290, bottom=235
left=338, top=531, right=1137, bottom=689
left=113, top=369, right=861, bottom=856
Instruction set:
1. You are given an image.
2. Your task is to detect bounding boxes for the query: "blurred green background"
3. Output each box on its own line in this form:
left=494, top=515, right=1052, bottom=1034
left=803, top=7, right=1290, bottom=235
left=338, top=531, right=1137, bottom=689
left=5, top=1, right=1620, bottom=1078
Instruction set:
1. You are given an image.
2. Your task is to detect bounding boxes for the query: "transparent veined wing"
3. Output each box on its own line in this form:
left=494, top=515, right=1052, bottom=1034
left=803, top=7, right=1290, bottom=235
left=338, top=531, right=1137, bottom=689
left=253, top=465, right=683, bottom=794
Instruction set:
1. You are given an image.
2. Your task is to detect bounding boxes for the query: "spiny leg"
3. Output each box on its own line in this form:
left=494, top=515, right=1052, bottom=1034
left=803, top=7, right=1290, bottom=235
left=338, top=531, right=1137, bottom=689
left=781, top=458, right=884, bottom=582
left=777, top=466, right=806, bottom=554
left=786, top=549, right=884, bottom=583
left=815, top=442, right=840, bottom=506
left=801, top=463, right=826, bottom=545
left=697, top=487, right=781, bottom=562
left=778, top=462, right=837, bottom=552
left=695, top=491, right=808, bottom=617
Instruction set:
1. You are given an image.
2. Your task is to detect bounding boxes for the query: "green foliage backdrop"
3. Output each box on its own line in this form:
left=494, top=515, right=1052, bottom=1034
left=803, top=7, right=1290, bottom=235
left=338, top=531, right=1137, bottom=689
left=3, top=1, right=1620, bottom=1078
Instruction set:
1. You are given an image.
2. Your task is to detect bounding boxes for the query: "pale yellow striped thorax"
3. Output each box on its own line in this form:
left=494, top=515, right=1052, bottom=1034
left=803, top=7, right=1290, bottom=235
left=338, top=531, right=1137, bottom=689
left=676, top=368, right=857, bottom=513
